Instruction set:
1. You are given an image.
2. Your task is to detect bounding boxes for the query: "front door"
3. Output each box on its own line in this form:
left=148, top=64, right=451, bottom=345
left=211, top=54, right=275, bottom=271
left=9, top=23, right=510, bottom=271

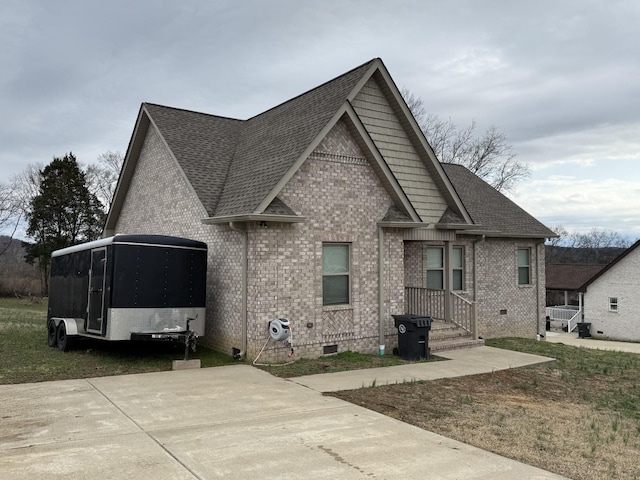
left=87, top=248, right=106, bottom=334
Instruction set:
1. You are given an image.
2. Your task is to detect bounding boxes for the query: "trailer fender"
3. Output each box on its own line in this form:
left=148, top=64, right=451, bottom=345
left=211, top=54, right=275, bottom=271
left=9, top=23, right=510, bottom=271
left=50, top=318, right=84, bottom=336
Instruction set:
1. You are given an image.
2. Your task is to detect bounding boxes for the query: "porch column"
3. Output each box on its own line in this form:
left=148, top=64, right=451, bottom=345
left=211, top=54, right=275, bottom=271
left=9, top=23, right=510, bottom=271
left=444, top=241, right=453, bottom=323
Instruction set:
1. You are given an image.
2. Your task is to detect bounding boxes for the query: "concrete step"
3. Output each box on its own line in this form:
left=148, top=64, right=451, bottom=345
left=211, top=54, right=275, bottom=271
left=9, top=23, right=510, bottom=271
left=429, top=337, right=485, bottom=354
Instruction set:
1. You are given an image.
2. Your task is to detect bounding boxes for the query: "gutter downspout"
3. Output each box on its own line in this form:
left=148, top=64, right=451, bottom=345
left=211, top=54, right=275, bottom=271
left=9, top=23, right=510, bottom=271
left=378, top=225, right=385, bottom=355
left=230, top=222, right=248, bottom=359
left=536, top=239, right=546, bottom=339
left=471, top=235, right=485, bottom=340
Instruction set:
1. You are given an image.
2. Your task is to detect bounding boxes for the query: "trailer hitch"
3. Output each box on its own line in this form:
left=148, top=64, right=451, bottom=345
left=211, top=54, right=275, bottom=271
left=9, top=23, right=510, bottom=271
left=184, top=316, right=199, bottom=361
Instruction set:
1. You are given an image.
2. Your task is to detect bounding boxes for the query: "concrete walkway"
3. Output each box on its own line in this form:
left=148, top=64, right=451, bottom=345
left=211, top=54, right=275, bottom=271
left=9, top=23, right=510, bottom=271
left=0, top=347, right=566, bottom=479
left=290, top=345, right=555, bottom=392
left=546, top=331, right=640, bottom=353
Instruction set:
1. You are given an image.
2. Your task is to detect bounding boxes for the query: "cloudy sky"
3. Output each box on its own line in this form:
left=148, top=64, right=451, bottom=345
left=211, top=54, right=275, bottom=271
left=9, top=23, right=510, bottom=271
left=1, top=0, right=639, bottom=240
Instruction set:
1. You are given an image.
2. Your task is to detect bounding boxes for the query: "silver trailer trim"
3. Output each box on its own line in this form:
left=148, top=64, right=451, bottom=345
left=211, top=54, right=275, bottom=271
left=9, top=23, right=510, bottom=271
left=106, top=307, right=206, bottom=341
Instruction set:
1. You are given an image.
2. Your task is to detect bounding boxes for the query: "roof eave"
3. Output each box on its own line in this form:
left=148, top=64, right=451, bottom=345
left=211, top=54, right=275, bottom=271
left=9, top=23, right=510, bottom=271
left=201, top=214, right=305, bottom=225
left=377, top=222, right=428, bottom=229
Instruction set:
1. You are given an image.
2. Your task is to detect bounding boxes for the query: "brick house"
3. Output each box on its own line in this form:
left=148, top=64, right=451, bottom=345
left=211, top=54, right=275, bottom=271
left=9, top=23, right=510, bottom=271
left=580, top=239, right=640, bottom=341
left=104, top=58, right=555, bottom=361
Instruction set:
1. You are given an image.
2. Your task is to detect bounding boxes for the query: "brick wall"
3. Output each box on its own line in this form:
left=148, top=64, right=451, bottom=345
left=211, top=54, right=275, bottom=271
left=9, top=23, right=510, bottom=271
left=114, top=125, right=244, bottom=355
left=403, top=235, right=544, bottom=338
left=248, top=119, right=405, bottom=361
left=474, top=238, right=544, bottom=338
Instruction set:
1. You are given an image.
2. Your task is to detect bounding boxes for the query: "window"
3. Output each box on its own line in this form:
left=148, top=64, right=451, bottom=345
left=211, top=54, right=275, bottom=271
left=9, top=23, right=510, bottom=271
left=322, top=244, right=350, bottom=305
left=426, top=247, right=444, bottom=289
left=452, top=246, right=464, bottom=291
left=517, top=248, right=531, bottom=285
left=609, top=297, right=618, bottom=312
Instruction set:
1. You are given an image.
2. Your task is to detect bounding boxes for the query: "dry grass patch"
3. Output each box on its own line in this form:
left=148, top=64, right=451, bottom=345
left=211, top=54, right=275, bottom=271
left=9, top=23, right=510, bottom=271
left=330, top=340, right=640, bottom=480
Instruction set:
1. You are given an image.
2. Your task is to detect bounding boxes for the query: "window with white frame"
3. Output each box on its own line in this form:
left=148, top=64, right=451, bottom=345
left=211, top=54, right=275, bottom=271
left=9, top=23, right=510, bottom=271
left=426, top=247, right=444, bottom=289
left=322, top=243, right=350, bottom=306
left=452, top=246, right=464, bottom=291
left=609, top=297, right=618, bottom=312
left=517, top=248, right=531, bottom=285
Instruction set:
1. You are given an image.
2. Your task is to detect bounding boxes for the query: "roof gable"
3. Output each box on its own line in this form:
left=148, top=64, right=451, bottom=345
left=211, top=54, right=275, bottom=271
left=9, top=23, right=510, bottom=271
left=108, top=58, right=553, bottom=237
left=581, top=239, right=640, bottom=290
left=214, top=59, right=379, bottom=217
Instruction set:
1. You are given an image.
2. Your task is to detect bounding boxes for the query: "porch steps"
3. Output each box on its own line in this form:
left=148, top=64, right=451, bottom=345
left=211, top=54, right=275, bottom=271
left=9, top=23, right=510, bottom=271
left=428, top=321, right=484, bottom=354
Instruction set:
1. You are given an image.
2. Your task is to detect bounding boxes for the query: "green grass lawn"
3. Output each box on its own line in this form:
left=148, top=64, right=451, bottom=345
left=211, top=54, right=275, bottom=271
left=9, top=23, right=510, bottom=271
left=0, top=297, right=237, bottom=384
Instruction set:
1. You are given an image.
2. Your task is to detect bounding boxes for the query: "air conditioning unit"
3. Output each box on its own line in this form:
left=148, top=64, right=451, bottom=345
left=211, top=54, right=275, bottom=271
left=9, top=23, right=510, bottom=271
left=269, top=318, right=291, bottom=342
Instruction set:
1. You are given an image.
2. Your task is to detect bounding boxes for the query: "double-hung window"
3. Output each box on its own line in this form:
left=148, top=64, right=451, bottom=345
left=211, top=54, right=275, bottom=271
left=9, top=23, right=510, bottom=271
left=322, top=243, right=350, bottom=306
left=426, top=247, right=444, bottom=290
left=609, top=297, right=618, bottom=312
left=517, top=248, right=531, bottom=285
left=452, top=246, right=464, bottom=291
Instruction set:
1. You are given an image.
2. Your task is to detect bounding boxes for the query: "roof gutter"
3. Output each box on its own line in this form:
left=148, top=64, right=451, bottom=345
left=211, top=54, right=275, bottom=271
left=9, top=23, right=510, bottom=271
left=376, top=222, right=427, bottom=229
left=202, top=214, right=304, bottom=225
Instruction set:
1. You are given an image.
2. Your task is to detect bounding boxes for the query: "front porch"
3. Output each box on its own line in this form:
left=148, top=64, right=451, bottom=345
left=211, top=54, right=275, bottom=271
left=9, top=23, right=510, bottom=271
left=546, top=305, right=582, bottom=333
left=404, top=287, right=484, bottom=353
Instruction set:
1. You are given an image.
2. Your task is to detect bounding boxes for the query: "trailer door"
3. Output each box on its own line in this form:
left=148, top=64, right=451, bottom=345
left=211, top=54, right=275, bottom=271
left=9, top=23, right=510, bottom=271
left=87, top=248, right=107, bottom=334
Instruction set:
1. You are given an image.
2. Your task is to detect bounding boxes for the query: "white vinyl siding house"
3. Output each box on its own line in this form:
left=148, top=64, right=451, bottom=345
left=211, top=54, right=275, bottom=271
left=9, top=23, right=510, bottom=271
left=581, top=240, right=640, bottom=342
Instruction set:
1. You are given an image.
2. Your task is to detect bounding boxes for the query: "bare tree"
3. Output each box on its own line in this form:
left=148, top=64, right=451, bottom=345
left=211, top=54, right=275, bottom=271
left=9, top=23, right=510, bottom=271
left=402, top=87, right=530, bottom=192
left=570, top=228, right=630, bottom=249
left=0, top=182, right=21, bottom=255
left=11, top=163, right=43, bottom=218
left=85, top=150, right=124, bottom=212
left=546, top=225, right=568, bottom=247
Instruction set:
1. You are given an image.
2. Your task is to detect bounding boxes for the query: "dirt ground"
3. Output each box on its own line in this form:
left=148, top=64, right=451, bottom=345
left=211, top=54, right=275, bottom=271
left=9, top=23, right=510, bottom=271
left=330, top=365, right=640, bottom=480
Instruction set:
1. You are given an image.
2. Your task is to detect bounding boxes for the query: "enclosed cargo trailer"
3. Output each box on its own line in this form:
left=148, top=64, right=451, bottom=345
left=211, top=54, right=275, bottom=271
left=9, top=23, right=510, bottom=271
left=47, top=234, right=207, bottom=351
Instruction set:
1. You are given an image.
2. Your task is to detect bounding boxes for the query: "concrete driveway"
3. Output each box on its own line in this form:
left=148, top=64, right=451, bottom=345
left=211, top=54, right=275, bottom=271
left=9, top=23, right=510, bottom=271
left=0, top=354, right=566, bottom=479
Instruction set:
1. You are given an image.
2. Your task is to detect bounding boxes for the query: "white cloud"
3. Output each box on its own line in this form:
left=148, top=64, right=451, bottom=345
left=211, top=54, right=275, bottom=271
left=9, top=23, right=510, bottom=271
left=511, top=175, right=640, bottom=239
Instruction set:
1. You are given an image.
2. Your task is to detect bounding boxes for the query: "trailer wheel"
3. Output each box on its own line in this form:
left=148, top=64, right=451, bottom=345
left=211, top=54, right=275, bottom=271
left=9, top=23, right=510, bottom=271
left=56, top=322, right=72, bottom=352
left=47, top=320, right=57, bottom=348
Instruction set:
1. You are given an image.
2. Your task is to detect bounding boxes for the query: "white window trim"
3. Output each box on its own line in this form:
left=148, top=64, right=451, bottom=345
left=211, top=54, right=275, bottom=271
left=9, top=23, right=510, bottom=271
left=608, top=297, right=618, bottom=312
left=517, top=247, right=531, bottom=286
left=322, top=243, right=351, bottom=306
left=452, top=246, right=464, bottom=291
left=426, top=246, right=444, bottom=290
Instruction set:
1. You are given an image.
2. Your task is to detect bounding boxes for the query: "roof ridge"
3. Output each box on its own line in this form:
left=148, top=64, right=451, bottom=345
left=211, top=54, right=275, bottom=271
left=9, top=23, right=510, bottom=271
left=143, top=102, right=244, bottom=123
left=245, top=58, right=379, bottom=122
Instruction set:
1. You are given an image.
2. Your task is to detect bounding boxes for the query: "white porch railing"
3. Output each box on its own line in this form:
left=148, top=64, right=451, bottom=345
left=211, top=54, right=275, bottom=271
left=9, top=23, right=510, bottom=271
left=546, top=306, right=582, bottom=332
left=405, top=287, right=476, bottom=338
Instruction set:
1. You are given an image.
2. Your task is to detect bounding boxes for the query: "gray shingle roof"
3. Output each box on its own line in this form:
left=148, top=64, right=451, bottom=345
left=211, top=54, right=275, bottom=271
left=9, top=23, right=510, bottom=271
left=144, top=104, right=243, bottom=216
left=145, top=59, right=377, bottom=217
left=546, top=264, right=606, bottom=291
left=442, top=163, right=556, bottom=238
left=134, top=61, right=553, bottom=241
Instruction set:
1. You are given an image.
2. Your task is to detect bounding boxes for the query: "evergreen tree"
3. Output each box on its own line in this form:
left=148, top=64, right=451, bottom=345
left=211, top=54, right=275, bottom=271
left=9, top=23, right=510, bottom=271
left=25, top=153, right=105, bottom=292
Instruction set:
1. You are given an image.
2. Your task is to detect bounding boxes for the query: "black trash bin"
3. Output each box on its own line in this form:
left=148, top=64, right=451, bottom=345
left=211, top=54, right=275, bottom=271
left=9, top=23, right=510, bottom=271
left=577, top=322, right=592, bottom=338
left=392, top=314, right=432, bottom=360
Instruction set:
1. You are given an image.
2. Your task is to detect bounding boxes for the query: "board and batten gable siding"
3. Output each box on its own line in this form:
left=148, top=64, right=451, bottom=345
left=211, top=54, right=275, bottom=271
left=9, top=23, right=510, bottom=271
left=351, top=77, right=448, bottom=224
left=113, top=124, right=244, bottom=355
left=584, top=245, right=640, bottom=342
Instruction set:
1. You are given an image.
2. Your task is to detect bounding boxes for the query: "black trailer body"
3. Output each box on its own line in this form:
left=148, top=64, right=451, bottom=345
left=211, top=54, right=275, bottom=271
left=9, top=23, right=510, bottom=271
left=47, top=234, right=207, bottom=350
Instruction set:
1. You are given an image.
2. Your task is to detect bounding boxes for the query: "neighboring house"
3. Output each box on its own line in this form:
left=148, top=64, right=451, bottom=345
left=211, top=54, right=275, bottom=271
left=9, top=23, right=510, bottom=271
left=545, top=264, right=605, bottom=332
left=580, top=240, right=640, bottom=341
left=546, top=264, right=606, bottom=306
left=104, top=58, right=555, bottom=361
